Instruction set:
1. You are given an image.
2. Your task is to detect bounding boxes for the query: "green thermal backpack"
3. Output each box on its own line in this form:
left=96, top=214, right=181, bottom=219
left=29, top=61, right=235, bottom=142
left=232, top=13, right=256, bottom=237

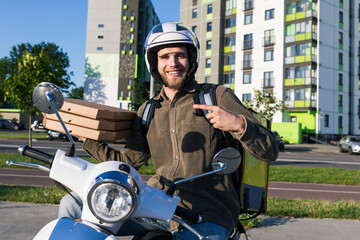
left=140, top=84, right=270, bottom=217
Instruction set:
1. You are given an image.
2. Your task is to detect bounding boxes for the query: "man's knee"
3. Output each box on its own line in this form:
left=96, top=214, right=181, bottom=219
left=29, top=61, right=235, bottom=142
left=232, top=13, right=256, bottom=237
left=58, top=193, right=82, bottom=219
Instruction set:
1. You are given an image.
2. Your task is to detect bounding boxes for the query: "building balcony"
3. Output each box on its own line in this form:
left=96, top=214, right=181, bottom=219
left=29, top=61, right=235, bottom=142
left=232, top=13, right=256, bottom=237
left=263, top=78, right=274, bottom=88
left=284, top=77, right=316, bottom=86
left=285, top=100, right=316, bottom=108
left=243, top=40, right=253, bottom=49
left=285, top=32, right=317, bottom=43
left=286, top=9, right=317, bottom=22
left=263, top=36, right=275, bottom=46
left=242, top=60, right=253, bottom=69
left=285, top=55, right=317, bottom=64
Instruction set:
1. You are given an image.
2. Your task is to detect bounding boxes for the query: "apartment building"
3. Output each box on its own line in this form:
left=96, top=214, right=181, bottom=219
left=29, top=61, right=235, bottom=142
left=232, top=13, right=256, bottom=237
left=84, top=0, right=159, bottom=109
left=181, top=0, right=360, bottom=136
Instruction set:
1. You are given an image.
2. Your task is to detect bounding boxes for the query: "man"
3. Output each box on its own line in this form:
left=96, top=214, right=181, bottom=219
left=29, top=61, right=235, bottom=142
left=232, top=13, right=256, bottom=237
left=60, top=22, right=278, bottom=239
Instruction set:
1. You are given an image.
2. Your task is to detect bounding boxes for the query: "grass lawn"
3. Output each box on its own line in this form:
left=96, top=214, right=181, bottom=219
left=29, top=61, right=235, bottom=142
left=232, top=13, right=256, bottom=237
left=0, top=131, right=47, bottom=139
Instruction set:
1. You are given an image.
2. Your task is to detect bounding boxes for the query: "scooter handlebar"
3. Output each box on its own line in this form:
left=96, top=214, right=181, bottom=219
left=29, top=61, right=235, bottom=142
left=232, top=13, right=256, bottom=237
left=175, top=206, right=202, bottom=224
left=18, top=146, right=53, bottom=165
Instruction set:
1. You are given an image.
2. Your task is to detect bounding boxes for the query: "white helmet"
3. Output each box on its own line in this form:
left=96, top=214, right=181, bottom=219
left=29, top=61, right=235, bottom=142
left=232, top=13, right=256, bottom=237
left=144, top=22, right=200, bottom=84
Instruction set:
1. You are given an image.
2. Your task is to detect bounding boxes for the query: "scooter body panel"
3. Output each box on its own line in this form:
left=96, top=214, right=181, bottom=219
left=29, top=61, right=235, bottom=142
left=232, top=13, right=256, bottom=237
left=34, top=218, right=117, bottom=240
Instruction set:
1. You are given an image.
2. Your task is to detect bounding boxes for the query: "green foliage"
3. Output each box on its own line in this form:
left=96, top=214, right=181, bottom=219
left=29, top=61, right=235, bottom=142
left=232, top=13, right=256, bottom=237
left=1, top=42, right=74, bottom=114
left=67, top=86, right=84, bottom=99
left=129, top=78, right=149, bottom=111
left=242, top=89, right=287, bottom=120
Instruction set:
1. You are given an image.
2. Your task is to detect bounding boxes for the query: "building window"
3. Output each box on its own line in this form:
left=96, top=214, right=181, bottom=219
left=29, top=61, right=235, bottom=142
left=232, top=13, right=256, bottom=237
left=193, top=0, right=197, bottom=6
left=124, top=0, right=128, bottom=5
left=192, top=26, right=197, bottom=35
left=339, top=52, right=343, bottom=64
left=205, top=76, right=210, bottom=83
left=225, top=54, right=235, bottom=65
left=207, top=22, right=212, bottom=32
left=122, top=45, right=126, bottom=51
left=98, top=36, right=104, bottom=39
left=129, top=45, right=133, bottom=51
left=207, top=4, right=213, bottom=14
left=242, top=93, right=251, bottom=102
left=131, top=11, right=135, bottom=17
left=244, top=0, right=253, bottom=10
left=339, top=32, right=343, bottom=44
left=206, top=40, right=212, bottom=50
left=295, top=89, right=305, bottom=100
left=128, top=80, right=132, bottom=85
left=265, top=9, right=274, bottom=20
left=243, top=53, right=252, bottom=69
left=127, top=91, right=131, bottom=98
left=244, top=14, right=253, bottom=25
left=295, top=66, right=305, bottom=78
left=225, top=17, right=236, bottom=28
left=225, top=35, right=236, bottom=46
left=224, top=73, right=235, bottom=84
left=290, top=116, right=296, bottom=122
left=264, top=49, right=274, bottom=61
left=192, top=9, right=198, bottom=18
left=264, top=29, right=275, bottom=46
left=263, top=71, right=274, bottom=87
left=243, top=72, right=252, bottom=84
left=339, top=73, right=343, bottom=85
left=324, top=114, right=329, bottom=127
left=206, top=58, right=211, bottom=68
left=243, top=33, right=253, bottom=49
left=97, top=47, right=103, bottom=51
left=285, top=67, right=295, bottom=79
left=98, top=24, right=104, bottom=28
left=339, top=95, right=343, bottom=106
left=338, top=116, right=343, bottom=128
left=130, top=33, right=134, bottom=40
left=339, top=11, right=343, bottom=23
left=285, top=89, right=294, bottom=101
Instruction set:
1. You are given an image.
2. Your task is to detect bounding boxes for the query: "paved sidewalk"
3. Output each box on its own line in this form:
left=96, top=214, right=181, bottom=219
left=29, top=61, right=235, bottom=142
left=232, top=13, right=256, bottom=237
left=1, top=202, right=359, bottom=240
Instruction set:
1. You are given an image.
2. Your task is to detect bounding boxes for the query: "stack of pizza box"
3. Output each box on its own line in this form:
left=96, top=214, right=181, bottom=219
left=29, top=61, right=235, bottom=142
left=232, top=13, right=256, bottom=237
left=43, top=98, right=136, bottom=141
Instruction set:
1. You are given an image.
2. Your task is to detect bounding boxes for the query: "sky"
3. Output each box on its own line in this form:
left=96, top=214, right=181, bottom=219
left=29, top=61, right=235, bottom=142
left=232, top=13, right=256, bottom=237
left=0, top=0, right=180, bottom=90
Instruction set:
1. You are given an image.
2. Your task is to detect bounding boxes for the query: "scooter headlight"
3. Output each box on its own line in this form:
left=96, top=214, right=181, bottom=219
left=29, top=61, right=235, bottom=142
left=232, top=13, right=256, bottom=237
left=88, top=179, right=137, bottom=223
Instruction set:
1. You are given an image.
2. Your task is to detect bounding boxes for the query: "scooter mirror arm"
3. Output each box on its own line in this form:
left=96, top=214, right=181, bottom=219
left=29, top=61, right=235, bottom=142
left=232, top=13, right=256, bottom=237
left=46, top=92, right=75, bottom=157
left=166, top=163, right=226, bottom=196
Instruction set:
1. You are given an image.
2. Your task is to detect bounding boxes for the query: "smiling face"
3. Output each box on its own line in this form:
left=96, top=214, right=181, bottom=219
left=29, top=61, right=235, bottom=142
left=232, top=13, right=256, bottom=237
left=157, top=46, right=190, bottom=90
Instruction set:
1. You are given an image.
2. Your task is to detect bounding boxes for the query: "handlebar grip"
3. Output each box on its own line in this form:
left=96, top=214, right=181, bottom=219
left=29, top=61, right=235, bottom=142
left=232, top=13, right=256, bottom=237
left=175, top=206, right=202, bottom=224
left=18, top=146, right=53, bottom=165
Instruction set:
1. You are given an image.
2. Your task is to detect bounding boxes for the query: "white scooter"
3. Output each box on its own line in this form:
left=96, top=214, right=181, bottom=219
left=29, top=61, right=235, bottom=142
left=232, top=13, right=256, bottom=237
left=7, top=82, right=242, bottom=240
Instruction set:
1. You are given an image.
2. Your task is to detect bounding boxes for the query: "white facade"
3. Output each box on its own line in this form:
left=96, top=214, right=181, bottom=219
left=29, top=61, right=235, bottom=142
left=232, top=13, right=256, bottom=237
left=235, top=0, right=285, bottom=123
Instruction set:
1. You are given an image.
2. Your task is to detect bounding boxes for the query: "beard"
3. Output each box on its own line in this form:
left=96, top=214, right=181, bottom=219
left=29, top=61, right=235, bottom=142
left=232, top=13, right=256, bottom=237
left=160, top=71, right=188, bottom=90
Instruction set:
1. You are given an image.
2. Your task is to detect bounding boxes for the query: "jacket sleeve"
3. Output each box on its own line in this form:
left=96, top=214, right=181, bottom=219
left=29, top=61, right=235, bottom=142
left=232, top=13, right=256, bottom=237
left=217, top=86, right=279, bottom=162
left=82, top=104, right=151, bottom=170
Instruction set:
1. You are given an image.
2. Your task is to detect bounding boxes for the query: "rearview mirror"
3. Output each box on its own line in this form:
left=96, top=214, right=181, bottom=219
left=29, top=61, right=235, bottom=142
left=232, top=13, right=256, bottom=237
left=32, top=82, right=64, bottom=114
left=212, top=148, right=241, bottom=175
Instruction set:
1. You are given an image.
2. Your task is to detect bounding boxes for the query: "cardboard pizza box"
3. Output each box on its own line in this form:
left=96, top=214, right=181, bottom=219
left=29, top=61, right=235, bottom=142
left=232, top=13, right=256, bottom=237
left=45, top=111, right=133, bottom=131
left=43, top=117, right=132, bottom=141
left=61, top=98, right=136, bottom=120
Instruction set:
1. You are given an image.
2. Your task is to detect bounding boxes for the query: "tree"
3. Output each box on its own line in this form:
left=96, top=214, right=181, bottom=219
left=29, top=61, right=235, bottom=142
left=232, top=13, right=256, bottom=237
left=242, top=89, right=287, bottom=120
left=129, top=79, right=150, bottom=111
left=1, top=42, right=74, bottom=147
left=68, top=86, right=84, bottom=99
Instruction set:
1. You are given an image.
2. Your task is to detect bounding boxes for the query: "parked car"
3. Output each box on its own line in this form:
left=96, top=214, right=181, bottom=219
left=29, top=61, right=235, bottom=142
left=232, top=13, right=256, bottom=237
left=31, top=120, right=47, bottom=132
left=47, top=130, right=67, bottom=140
left=339, top=135, right=360, bottom=155
left=0, top=119, right=25, bottom=130
left=272, top=131, right=285, bottom=152
left=47, top=130, right=79, bottom=141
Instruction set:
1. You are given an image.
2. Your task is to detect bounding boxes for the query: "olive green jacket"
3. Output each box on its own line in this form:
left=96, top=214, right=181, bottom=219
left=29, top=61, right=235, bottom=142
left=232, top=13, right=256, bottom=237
left=83, top=81, right=278, bottom=231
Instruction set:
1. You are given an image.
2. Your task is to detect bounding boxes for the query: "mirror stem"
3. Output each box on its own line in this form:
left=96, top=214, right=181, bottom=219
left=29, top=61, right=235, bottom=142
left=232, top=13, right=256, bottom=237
left=166, top=163, right=226, bottom=196
left=46, top=92, right=75, bottom=157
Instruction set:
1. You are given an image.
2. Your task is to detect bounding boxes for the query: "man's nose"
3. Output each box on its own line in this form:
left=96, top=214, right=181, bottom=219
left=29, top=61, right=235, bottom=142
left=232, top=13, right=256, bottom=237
left=168, top=56, right=179, bottom=66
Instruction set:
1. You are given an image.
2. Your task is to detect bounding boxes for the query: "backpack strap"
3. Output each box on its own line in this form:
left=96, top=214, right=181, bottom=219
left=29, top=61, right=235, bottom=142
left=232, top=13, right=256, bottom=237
left=193, top=84, right=218, bottom=120
left=140, top=96, right=163, bottom=156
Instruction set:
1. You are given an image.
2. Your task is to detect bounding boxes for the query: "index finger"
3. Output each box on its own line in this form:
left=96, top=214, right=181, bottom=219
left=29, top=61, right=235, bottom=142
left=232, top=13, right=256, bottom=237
left=193, top=104, right=217, bottom=111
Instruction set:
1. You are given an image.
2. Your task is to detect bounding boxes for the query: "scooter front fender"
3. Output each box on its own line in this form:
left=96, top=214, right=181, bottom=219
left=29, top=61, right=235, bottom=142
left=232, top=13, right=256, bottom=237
left=33, top=218, right=118, bottom=240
